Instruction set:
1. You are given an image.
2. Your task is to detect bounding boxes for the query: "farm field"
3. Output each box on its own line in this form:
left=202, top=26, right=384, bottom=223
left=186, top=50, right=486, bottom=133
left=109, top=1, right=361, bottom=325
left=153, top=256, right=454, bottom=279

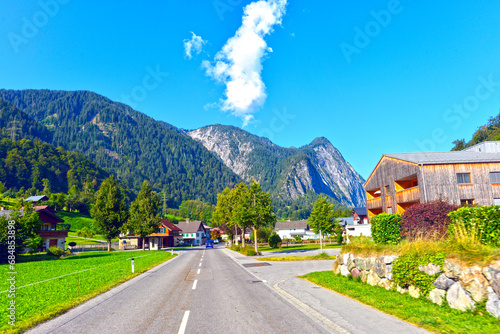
left=0, top=250, right=175, bottom=333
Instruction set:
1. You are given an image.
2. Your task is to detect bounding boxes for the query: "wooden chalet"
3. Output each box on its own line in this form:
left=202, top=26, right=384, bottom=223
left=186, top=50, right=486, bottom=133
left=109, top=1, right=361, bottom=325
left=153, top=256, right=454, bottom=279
left=0, top=204, right=67, bottom=251
left=119, top=218, right=182, bottom=250
left=365, top=142, right=500, bottom=218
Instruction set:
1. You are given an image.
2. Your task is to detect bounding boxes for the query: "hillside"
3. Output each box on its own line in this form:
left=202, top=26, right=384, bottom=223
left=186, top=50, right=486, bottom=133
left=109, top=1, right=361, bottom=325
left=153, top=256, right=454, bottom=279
left=451, top=112, right=500, bottom=150
left=0, top=100, right=109, bottom=194
left=188, top=125, right=366, bottom=208
left=0, top=90, right=241, bottom=207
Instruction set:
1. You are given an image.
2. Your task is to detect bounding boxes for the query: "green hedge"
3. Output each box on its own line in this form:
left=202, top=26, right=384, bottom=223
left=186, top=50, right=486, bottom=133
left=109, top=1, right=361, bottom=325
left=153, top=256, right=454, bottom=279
left=370, top=213, right=402, bottom=244
left=447, top=205, right=500, bottom=247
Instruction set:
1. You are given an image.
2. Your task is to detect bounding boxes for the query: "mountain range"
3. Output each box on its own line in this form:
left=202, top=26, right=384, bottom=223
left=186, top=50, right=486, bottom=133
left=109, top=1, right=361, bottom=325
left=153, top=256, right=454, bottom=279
left=0, top=89, right=366, bottom=215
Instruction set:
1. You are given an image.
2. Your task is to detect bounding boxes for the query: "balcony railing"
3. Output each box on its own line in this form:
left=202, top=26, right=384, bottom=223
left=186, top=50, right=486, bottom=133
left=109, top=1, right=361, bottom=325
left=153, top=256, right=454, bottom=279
left=367, top=197, right=382, bottom=209
left=396, top=186, right=420, bottom=204
left=37, top=230, right=69, bottom=238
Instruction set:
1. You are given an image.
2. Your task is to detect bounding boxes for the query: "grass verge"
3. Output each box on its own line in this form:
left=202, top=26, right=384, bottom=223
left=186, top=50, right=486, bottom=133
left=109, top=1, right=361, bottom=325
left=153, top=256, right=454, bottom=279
left=259, top=242, right=342, bottom=252
left=302, top=271, right=500, bottom=334
left=0, top=250, right=175, bottom=333
left=258, top=253, right=336, bottom=261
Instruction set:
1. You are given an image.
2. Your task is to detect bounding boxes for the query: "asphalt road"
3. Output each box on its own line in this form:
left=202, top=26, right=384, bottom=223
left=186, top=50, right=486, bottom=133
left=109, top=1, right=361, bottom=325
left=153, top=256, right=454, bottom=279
left=27, top=246, right=332, bottom=334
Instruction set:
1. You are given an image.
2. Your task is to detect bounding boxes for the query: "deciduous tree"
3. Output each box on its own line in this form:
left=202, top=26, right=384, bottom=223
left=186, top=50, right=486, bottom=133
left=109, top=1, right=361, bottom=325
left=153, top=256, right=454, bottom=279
left=308, top=195, right=336, bottom=252
left=91, top=176, right=128, bottom=251
left=125, top=181, right=160, bottom=250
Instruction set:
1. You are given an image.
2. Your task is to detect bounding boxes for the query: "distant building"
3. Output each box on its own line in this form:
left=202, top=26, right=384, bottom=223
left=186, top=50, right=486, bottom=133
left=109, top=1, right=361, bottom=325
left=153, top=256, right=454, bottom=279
left=119, top=218, right=182, bottom=250
left=351, top=207, right=368, bottom=224
left=177, top=219, right=207, bottom=246
left=365, top=144, right=500, bottom=218
left=275, top=220, right=319, bottom=240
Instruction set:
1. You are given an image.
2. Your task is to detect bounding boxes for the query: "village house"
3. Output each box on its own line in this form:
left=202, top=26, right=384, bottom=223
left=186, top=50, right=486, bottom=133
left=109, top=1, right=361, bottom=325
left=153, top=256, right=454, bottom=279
left=351, top=207, right=369, bottom=224
left=275, top=220, right=317, bottom=240
left=119, top=218, right=182, bottom=250
left=177, top=219, right=207, bottom=246
left=365, top=141, right=500, bottom=218
left=0, top=196, right=67, bottom=251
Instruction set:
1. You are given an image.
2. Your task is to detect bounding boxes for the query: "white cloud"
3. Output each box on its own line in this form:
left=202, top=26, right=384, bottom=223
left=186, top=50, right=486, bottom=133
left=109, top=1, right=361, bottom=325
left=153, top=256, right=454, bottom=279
left=183, top=32, right=206, bottom=59
left=202, top=0, right=287, bottom=127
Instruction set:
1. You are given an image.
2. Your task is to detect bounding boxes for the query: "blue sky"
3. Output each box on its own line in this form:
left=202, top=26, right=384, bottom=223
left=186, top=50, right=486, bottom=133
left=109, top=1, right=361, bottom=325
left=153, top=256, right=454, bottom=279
left=1, top=0, right=500, bottom=179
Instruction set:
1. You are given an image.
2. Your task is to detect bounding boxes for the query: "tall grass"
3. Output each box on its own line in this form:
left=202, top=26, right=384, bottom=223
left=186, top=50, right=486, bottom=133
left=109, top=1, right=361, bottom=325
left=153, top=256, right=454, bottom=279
left=344, top=234, right=500, bottom=266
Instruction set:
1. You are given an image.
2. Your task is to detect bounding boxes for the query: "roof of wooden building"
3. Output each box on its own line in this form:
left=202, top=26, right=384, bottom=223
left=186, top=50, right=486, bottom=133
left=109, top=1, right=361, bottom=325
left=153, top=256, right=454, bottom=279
left=384, top=152, right=500, bottom=165
left=275, top=220, right=309, bottom=230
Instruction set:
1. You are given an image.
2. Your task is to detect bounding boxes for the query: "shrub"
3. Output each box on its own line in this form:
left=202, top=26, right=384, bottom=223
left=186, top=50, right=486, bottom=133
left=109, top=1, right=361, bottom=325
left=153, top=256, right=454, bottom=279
left=371, top=213, right=402, bottom=244
left=77, top=227, right=95, bottom=239
left=24, top=235, right=43, bottom=254
left=401, top=200, right=457, bottom=240
left=230, top=244, right=241, bottom=252
left=268, top=233, right=282, bottom=248
left=47, top=246, right=66, bottom=258
left=448, top=205, right=500, bottom=247
left=244, top=249, right=257, bottom=256
left=392, top=251, right=445, bottom=296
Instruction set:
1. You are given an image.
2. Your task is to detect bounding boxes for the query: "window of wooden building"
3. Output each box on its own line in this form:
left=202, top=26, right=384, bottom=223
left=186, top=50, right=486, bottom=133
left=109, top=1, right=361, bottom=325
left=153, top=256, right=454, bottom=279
left=457, top=173, right=471, bottom=184
left=460, top=199, right=475, bottom=206
left=490, top=172, right=500, bottom=184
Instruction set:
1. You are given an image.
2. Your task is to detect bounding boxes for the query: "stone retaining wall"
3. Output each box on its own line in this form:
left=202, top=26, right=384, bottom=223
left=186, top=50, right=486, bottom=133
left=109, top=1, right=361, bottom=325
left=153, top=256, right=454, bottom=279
left=333, top=253, right=500, bottom=318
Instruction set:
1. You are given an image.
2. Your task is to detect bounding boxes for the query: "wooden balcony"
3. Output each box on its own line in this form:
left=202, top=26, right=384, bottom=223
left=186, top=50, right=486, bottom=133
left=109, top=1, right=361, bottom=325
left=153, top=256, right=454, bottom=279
left=396, top=186, right=420, bottom=204
left=367, top=197, right=382, bottom=209
left=37, top=230, right=68, bottom=238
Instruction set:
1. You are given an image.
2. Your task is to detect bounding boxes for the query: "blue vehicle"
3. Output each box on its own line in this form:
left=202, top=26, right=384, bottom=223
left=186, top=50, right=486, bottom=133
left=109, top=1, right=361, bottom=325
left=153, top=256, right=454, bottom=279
left=205, top=240, right=214, bottom=248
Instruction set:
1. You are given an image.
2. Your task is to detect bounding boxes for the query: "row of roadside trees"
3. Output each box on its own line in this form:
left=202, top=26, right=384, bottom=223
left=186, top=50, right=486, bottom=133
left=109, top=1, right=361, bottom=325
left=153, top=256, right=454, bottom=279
left=213, top=179, right=343, bottom=254
left=91, top=177, right=160, bottom=251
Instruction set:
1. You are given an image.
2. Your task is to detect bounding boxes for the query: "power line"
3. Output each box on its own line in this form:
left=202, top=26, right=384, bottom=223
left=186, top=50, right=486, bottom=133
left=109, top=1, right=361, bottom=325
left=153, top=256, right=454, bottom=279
left=7, top=117, right=21, bottom=141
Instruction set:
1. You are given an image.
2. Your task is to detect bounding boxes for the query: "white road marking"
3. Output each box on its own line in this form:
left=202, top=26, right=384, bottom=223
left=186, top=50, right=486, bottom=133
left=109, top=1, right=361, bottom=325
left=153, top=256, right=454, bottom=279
left=199, top=262, right=202, bottom=267
left=197, top=269, right=201, bottom=275
left=178, top=310, right=190, bottom=334
left=192, top=280, right=198, bottom=290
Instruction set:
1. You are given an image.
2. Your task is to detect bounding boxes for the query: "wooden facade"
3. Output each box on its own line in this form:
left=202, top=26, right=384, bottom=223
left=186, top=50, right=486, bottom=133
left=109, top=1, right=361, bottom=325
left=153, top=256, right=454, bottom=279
left=365, top=154, right=500, bottom=218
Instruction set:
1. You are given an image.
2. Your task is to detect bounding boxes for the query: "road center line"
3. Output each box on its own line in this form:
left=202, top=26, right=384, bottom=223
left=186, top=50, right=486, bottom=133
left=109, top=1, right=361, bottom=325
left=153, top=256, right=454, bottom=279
left=178, top=310, right=190, bottom=334
left=199, top=262, right=202, bottom=267
left=192, top=280, right=198, bottom=290
left=197, top=269, right=201, bottom=275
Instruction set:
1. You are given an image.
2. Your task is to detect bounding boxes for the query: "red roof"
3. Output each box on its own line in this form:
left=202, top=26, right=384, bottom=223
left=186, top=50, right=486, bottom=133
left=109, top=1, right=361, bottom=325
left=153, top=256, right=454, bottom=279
left=35, top=206, right=64, bottom=224
left=161, top=218, right=182, bottom=232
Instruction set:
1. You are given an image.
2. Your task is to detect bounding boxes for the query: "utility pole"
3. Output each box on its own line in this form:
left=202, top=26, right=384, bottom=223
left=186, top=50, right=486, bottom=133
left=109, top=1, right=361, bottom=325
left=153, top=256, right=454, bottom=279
left=7, top=118, right=21, bottom=142
left=162, top=192, right=167, bottom=216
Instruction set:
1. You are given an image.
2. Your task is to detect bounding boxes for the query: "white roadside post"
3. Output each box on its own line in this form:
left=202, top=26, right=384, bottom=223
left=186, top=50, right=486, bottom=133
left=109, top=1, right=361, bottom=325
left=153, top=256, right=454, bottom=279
left=131, top=258, right=135, bottom=273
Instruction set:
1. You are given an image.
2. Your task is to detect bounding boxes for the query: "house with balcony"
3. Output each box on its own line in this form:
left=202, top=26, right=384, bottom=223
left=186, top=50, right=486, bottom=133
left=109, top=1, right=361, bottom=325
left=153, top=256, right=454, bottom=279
left=365, top=142, right=500, bottom=218
left=119, top=218, right=182, bottom=250
left=0, top=204, right=67, bottom=251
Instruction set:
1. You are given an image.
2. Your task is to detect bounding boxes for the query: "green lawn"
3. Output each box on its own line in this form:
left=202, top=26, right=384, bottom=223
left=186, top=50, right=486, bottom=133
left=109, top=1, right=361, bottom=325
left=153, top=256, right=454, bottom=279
left=164, top=214, right=185, bottom=222
left=0, top=250, right=175, bottom=333
left=0, top=196, right=16, bottom=209
left=259, top=242, right=342, bottom=252
left=302, top=271, right=500, bottom=334
left=55, top=211, right=96, bottom=232
left=65, top=236, right=105, bottom=245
